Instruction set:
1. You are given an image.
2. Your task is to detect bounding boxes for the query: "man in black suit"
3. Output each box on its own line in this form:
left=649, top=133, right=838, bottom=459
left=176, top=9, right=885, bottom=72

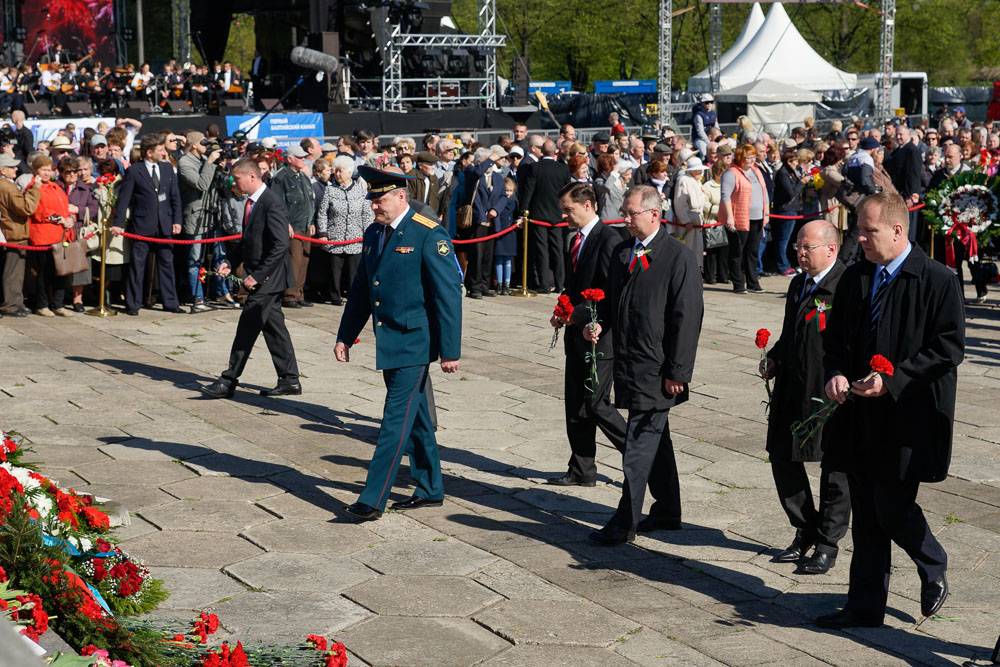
left=762, top=220, right=850, bottom=575
left=201, top=158, right=300, bottom=399
left=518, top=139, right=571, bottom=293
left=584, top=185, right=704, bottom=544
left=817, top=192, right=963, bottom=629
left=548, top=183, right=627, bottom=487
left=632, top=143, right=672, bottom=187
left=111, top=134, right=184, bottom=315
left=887, top=124, right=923, bottom=242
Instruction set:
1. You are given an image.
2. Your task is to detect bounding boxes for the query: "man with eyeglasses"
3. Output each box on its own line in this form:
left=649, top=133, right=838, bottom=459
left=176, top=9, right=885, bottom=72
left=760, top=220, right=849, bottom=575
left=583, top=185, right=703, bottom=545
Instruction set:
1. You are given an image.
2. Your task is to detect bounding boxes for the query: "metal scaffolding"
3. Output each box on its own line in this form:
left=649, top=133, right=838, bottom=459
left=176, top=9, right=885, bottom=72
left=171, top=0, right=191, bottom=62
left=380, top=0, right=505, bottom=111
left=875, top=0, right=896, bottom=122
left=657, top=0, right=672, bottom=128
left=709, top=2, right=722, bottom=93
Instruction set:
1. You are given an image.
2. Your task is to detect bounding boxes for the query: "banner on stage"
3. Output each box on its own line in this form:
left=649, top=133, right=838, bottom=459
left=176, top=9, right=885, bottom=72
left=225, top=113, right=325, bottom=150
left=27, top=118, right=117, bottom=144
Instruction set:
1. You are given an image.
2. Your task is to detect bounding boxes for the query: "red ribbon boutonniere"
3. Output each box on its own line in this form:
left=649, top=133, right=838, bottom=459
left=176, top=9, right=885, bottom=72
left=628, top=248, right=650, bottom=274
left=804, top=298, right=832, bottom=332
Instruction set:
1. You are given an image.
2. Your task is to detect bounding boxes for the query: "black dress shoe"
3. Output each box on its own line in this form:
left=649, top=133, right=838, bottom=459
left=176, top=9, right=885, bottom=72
left=800, top=550, right=836, bottom=575
left=588, top=524, right=636, bottom=546
left=260, top=382, right=302, bottom=397
left=125, top=308, right=139, bottom=316
left=343, top=502, right=382, bottom=521
left=331, top=299, right=343, bottom=306
left=201, top=379, right=236, bottom=399
left=467, top=292, right=482, bottom=300
left=921, top=573, right=948, bottom=617
left=390, top=495, right=444, bottom=510
left=814, top=608, right=883, bottom=629
left=483, top=290, right=497, bottom=297
left=773, top=537, right=815, bottom=563
left=545, top=474, right=596, bottom=487
left=72, top=303, right=85, bottom=313
left=164, top=306, right=186, bottom=314
left=299, top=300, right=313, bottom=307
left=9, top=309, right=28, bottom=318
left=636, top=515, right=682, bottom=533
left=282, top=300, right=301, bottom=308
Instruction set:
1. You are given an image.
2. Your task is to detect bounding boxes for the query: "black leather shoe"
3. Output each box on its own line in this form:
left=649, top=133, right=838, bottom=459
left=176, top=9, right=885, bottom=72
left=800, top=550, right=836, bottom=575
left=545, top=474, right=596, bottom=487
left=814, top=608, right=883, bottom=629
left=390, top=495, right=444, bottom=511
left=282, top=300, right=301, bottom=308
left=125, top=308, right=139, bottom=316
left=343, top=502, right=382, bottom=521
left=773, top=537, right=815, bottom=563
left=482, top=290, right=497, bottom=297
left=8, top=309, right=28, bottom=318
left=467, top=292, right=482, bottom=300
left=164, top=306, right=186, bottom=314
left=921, top=573, right=948, bottom=617
left=299, top=300, right=313, bottom=307
left=260, top=382, right=302, bottom=397
left=636, top=515, right=682, bottom=533
left=588, top=524, right=636, bottom=546
left=201, top=379, right=236, bottom=399
left=72, top=303, right=85, bottom=313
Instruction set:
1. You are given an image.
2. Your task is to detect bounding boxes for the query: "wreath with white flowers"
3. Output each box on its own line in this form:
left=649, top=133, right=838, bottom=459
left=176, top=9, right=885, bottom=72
left=923, top=171, right=1000, bottom=240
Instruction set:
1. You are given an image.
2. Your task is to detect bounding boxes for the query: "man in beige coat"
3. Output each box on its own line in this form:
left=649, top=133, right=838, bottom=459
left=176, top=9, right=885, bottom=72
left=0, top=153, right=41, bottom=317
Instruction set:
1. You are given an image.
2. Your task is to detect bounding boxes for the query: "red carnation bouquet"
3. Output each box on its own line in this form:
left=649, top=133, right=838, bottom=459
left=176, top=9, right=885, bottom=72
left=199, top=266, right=244, bottom=287
left=755, top=329, right=773, bottom=414
left=791, top=354, right=895, bottom=446
left=581, top=289, right=605, bottom=393
left=549, top=294, right=574, bottom=351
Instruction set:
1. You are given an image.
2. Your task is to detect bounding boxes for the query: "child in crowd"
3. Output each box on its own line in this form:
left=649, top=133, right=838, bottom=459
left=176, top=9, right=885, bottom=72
left=493, top=177, right=518, bottom=295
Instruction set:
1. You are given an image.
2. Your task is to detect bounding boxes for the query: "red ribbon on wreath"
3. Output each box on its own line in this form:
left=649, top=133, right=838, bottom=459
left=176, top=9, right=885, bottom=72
left=944, top=216, right=978, bottom=269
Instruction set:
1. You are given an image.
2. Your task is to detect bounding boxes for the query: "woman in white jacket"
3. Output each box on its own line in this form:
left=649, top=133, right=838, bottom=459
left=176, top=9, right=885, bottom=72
left=671, top=156, right=706, bottom=267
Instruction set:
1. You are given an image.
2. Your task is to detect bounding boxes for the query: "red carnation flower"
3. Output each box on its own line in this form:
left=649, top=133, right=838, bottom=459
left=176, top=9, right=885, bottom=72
left=869, top=354, right=894, bottom=376
left=354, top=338, right=360, bottom=344
left=96, top=538, right=112, bottom=553
left=580, top=288, right=604, bottom=302
left=755, top=328, right=771, bottom=349
left=0, top=565, right=6, bottom=582
left=307, top=634, right=329, bottom=651
left=80, top=645, right=100, bottom=657
left=198, top=267, right=208, bottom=283
left=230, top=641, right=249, bottom=667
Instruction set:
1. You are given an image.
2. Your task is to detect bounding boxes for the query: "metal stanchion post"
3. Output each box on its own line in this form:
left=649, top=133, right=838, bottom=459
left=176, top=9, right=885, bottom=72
left=86, top=215, right=117, bottom=317
left=511, top=211, right=536, bottom=297
left=929, top=225, right=934, bottom=260
left=837, top=204, right=845, bottom=246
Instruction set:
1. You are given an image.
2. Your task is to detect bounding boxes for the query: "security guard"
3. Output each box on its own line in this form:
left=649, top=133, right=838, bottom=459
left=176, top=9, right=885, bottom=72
left=335, top=166, right=463, bottom=521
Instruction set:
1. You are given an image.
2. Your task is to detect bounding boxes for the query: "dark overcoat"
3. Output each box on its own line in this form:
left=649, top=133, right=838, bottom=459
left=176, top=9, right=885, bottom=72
left=597, top=226, right=703, bottom=411
left=823, top=246, right=964, bottom=482
left=766, top=260, right=846, bottom=462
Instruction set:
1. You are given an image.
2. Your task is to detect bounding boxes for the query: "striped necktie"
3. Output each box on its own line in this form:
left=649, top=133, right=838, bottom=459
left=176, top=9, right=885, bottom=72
left=869, top=268, right=890, bottom=339
left=570, top=231, right=583, bottom=270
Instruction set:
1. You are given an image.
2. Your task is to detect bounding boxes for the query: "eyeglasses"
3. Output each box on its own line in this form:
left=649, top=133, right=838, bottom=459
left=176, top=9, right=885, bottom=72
left=792, top=243, right=828, bottom=253
left=620, top=208, right=656, bottom=219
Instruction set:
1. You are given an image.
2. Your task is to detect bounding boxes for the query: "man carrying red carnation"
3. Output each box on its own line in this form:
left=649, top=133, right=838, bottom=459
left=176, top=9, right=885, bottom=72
left=546, top=183, right=627, bottom=488
left=818, top=192, right=965, bottom=629
left=583, top=185, right=703, bottom=544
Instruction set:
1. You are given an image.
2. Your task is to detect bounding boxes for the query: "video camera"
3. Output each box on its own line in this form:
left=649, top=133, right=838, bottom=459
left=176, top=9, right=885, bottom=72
left=202, top=138, right=239, bottom=162
left=0, top=126, right=15, bottom=147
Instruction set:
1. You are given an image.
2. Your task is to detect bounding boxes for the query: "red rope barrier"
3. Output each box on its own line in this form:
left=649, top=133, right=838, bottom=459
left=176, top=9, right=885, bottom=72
left=769, top=207, right=838, bottom=220
left=118, top=232, right=244, bottom=244
left=0, top=241, right=51, bottom=251
left=452, top=225, right=519, bottom=245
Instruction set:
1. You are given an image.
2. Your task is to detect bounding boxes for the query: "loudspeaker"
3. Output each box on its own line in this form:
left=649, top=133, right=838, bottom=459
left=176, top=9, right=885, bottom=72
left=257, top=98, right=282, bottom=111
left=163, top=100, right=192, bottom=114
left=24, top=102, right=52, bottom=118
left=117, top=107, right=142, bottom=120
left=126, top=101, right=148, bottom=111
left=217, top=102, right=245, bottom=117
left=66, top=102, right=93, bottom=116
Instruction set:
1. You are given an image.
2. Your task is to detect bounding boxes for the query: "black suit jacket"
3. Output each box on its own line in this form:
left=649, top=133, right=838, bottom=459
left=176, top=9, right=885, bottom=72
left=597, top=226, right=703, bottom=411
left=229, top=187, right=295, bottom=294
left=114, top=161, right=182, bottom=236
left=766, top=261, right=846, bottom=462
left=888, top=142, right=923, bottom=198
left=563, top=221, right=619, bottom=360
left=519, top=158, right=570, bottom=223
left=823, top=246, right=964, bottom=481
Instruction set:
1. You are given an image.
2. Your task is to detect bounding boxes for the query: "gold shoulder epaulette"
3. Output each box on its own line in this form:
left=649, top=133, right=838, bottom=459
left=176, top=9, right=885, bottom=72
left=412, top=213, right=438, bottom=229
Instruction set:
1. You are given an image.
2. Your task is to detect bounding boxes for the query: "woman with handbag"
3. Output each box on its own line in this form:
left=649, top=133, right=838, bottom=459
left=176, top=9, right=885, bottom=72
left=28, top=155, right=75, bottom=317
left=58, top=156, right=99, bottom=312
left=701, top=160, right=730, bottom=285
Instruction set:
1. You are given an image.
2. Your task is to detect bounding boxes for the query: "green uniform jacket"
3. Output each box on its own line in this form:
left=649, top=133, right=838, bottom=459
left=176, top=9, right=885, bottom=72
left=269, top=166, right=315, bottom=232
left=336, top=207, right=462, bottom=370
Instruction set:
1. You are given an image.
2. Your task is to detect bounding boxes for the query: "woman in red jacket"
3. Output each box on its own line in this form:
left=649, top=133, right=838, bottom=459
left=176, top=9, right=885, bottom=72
left=27, top=155, right=74, bottom=317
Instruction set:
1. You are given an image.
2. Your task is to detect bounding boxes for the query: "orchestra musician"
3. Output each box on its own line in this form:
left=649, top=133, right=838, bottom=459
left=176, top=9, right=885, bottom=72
left=131, top=63, right=154, bottom=105
left=0, top=65, right=24, bottom=113
left=188, top=64, right=210, bottom=112
left=212, top=61, right=243, bottom=108
left=40, top=63, right=67, bottom=114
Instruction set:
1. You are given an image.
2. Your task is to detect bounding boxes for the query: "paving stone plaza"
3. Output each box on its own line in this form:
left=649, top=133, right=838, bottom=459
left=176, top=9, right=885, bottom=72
left=2, top=277, right=999, bottom=666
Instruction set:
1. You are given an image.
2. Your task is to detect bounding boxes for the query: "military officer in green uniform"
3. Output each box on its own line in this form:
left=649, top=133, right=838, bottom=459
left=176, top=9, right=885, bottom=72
left=335, top=166, right=463, bottom=521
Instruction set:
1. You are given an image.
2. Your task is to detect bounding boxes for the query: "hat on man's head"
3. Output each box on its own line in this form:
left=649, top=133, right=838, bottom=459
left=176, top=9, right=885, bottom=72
left=955, top=106, right=966, bottom=114
left=0, top=154, right=19, bottom=168
left=593, top=131, right=611, bottom=143
left=259, top=137, right=277, bottom=150
left=701, top=93, right=715, bottom=103
left=640, top=127, right=659, bottom=141
left=716, top=144, right=733, bottom=156
left=358, top=165, right=415, bottom=200
left=321, top=142, right=337, bottom=153
left=286, top=144, right=309, bottom=159
left=653, top=142, right=673, bottom=154
left=49, top=135, right=72, bottom=149
left=91, top=134, right=108, bottom=147
left=508, top=146, right=524, bottom=158
left=415, top=151, right=437, bottom=165
left=859, top=137, right=880, bottom=150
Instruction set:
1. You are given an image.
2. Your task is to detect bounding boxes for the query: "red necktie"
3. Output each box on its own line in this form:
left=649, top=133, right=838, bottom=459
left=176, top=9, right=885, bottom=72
left=243, top=197, right=254, bottom=225
left=570, top=231, right=583, bottom=270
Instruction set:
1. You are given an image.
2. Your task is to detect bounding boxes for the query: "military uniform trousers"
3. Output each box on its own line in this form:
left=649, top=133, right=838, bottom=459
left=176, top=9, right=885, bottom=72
left=359, top=364, right=444, bottom=511
left=564, top=354, right=626, bottom=481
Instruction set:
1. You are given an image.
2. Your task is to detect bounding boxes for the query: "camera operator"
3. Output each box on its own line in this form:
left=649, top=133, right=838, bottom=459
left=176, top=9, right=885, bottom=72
left=179, top=131, right=223, bottom=312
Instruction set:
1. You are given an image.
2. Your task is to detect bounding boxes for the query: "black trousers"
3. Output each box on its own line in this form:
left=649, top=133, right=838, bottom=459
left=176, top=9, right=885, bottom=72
left=530, top=222, right=565, bottom=292
left=126, top=239, right=179, bottom=311
left=770, top=461, right=850, bottom=556
left=31, top=252, right=67, bottom=310
left=609, top=409, right=680, bottom=530
left=329, top=253, right=361, bottom=302
left=845, top=469, right=947, bottom=618
left=564, top=354, right=627, bottom=481
left=703, top=246, right=729, bottom=284
left=727, top=219, right=763, bottom=291
left=221, top=290, right=299, bottom=382
left=465, top=223, right=495, bottom=294
left=839, top=212, right=861, bottom=265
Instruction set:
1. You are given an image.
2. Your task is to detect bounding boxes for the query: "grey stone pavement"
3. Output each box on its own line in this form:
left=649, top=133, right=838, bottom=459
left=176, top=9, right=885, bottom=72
left=1, top=275, right=999, bottom=666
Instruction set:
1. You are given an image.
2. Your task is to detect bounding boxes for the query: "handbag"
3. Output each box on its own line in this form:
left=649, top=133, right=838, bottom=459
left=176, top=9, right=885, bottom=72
left=703, top=222, right=728, bottom=249
left=455, top=178, right=480, bottom=230
left=79, top=208, right=100, bottom=252
left=51, top=228, right=89, bottom=276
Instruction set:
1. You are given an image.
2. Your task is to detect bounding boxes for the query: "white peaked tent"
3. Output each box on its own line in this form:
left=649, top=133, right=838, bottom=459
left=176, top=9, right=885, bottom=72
left=714, top=78, right=821, bottom=137
left=687, top=2, right=765, bottom=94
left=715, top=2, right=857, bottom=92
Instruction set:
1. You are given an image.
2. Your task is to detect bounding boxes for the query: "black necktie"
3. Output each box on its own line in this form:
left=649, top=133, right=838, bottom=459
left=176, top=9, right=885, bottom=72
left=869, top=268, right=890, bottom=339
left=379, top=226, right=394, bottom=259
left=151, top=164, right=159, bottom=192
left=799, top=276, right=814, bottom=305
